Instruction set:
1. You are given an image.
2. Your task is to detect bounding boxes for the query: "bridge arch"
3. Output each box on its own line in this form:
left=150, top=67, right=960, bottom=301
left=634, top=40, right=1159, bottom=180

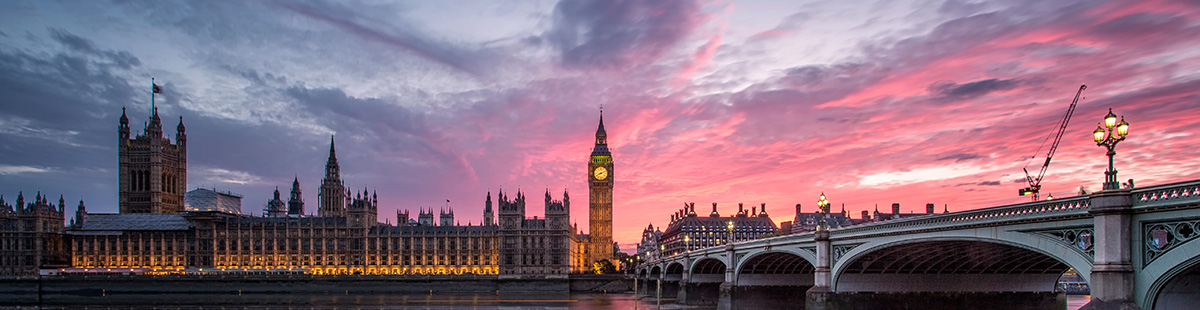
left=689, top=257, right=726, bottom=283
left=1141, top=235, right=1200, bottom=309
left=732, top=247, right=817, bottom=275
left=832, top=236, right=1087, bottom=292
left=649, top=265, right=662, bottom=280
left=735, top=251, right=816, bottom=287
left=664, top=262, right=685, bottom=282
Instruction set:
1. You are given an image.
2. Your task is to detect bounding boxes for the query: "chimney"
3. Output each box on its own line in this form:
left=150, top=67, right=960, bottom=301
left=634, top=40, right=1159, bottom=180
left=926, top=203, right=935, bottom=214
left=752, top=206, right=757, bottom=217
left=891, top=203, right=900, bottom=215
left=738, top=203, right=744, bottom=216
left=862, top=210, right=870, bottom=220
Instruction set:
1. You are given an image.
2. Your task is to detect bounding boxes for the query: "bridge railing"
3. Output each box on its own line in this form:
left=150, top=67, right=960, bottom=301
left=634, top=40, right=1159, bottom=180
left=1131, top=179, right=1200, bottom=209
left=646, top=179, right=1200, bottom=265
left=830, top=195, right=1091, bottom=238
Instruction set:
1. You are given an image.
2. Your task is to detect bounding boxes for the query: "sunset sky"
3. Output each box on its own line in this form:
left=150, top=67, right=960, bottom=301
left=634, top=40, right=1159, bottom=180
left=2, top=0, right=1199, bottom=251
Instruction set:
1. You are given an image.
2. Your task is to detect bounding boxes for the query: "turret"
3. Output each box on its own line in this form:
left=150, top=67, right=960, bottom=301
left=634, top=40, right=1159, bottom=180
left=483, top=191, right=494, bottom=226
left=710, top=202, right=719, bottom=217
left=759, top=203, right=768, bottom=217
left=75, top=200, right=87, bottom=227
left=119, top=107, right=130, bottom=141
left=176, top=116, right=186, bottom=146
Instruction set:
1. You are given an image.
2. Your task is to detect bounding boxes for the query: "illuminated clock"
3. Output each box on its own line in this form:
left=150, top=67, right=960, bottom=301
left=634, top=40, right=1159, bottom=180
left=593, top=166, right=608, bottom=180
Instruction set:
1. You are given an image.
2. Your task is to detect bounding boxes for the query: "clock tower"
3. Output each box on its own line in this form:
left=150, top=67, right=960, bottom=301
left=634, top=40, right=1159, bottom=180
left=588, top=110, right=614, bottom=266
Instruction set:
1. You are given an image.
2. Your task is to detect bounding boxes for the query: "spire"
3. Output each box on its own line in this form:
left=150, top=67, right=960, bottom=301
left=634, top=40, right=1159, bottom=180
left=329, top=135, right=337, bottom=162
left=120, top=107, right=129, bottom=124
left=596, top=107, right=607, bottom=137
left=177, top=115, right=185, bottom=132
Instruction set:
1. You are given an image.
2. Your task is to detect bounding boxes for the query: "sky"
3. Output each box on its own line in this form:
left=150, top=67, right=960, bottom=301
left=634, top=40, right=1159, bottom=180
left=1, top=0, right=1199, bottom=251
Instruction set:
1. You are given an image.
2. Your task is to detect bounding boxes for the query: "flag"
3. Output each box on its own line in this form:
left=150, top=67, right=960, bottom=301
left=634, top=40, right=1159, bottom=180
left=153, top=83, right=162, bottom=94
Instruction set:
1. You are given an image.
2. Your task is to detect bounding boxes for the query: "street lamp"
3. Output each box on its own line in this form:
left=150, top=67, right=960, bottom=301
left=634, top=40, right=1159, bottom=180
left=817, top=192, right=831, bottom=231
left=727, top=220, right=734, bottom=244
left=684, top=235, right=690, bottom=252
left=1093, top=108, right=1130, bottom=190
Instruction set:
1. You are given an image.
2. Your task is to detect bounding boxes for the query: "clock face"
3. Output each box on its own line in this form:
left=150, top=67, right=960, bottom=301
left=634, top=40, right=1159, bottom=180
left=593, top=166, right=608, bottom=180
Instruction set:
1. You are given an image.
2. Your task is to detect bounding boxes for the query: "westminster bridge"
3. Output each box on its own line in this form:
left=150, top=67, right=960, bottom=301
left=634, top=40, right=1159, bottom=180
left=636, top=180, right=1200, bottom=309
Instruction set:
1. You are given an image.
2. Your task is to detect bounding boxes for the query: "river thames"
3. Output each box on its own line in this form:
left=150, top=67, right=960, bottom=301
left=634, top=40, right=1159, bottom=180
left=2, top=293, right=1092, bottom=309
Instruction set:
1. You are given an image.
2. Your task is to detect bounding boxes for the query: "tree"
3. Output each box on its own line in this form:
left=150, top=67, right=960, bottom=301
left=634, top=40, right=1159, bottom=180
left=593, top=259, right=616, bottom=274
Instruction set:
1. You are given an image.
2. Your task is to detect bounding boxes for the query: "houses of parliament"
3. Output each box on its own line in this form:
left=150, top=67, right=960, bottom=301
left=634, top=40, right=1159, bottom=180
left=0, top=107, right=616, bottom=276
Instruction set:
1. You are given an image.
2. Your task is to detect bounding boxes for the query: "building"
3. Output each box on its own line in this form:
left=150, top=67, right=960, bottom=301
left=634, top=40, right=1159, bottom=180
left=791, top=203, right=857, bottom=232
left=184, top=188, right=243, bottom=214
left=0, top=192, right=69, bottom=275
left=870, top=203, right=941, bottom=221
left=119, top=107, right=187, bottom=214
left=636, top=224, right=662, bottom=262
left=496, top=190, right=573, bottom=275
left=581, top=110, right=616, bottom=269
left=657, top=202, right=777, bottom=257
left=11, top=107, right=606, bottom=275
left=63, top=130, right=580, bottom=275
left=317, top=136, right=346, bottom=218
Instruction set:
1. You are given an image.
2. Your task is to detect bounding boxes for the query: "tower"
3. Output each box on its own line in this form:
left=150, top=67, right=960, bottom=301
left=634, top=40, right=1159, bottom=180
left=318, top=136, right=346, bottom=217
left=439, top=207, right=454, bottom=226
left=118, top=106, right=186, bottom=213
left=287, top=177, right=304, bottom=216
left=483, top=191, right=494, bottom=226
left=265, top=187, right=286, bottom=217
left=588, top=110, right=614, bottom=265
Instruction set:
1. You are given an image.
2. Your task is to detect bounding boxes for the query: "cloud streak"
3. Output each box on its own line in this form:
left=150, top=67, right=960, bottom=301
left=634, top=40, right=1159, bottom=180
left=2, top=0, right=1200, bottom=249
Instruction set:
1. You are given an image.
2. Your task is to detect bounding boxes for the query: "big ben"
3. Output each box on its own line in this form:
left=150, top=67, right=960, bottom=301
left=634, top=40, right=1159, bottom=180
left=588, top=111, right=614, bottom=265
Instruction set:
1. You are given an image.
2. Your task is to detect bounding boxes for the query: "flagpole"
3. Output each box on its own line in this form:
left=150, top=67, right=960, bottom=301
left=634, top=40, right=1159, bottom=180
left=151, top=77, right=156, bottom=115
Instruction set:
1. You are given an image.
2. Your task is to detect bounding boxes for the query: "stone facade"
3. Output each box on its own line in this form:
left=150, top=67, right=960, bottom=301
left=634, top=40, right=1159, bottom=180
left=118, top=107, right=187, bottom=214
left=0, top=192, right=69, bottom=275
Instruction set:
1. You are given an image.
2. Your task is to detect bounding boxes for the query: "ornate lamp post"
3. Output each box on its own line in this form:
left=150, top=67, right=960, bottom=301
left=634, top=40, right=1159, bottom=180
left=1093, top=108, right=1130, bottom=190
left=727, top=220, right=734, bottom=244
left=817, top=192, right=831, bottom=231
left=684, top=235, right=691, bottom=252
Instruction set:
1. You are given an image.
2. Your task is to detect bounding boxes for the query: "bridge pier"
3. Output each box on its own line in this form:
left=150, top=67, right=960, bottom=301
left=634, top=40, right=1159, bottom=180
left=1084, top=189, right=1140, bottom=310
left=806, top=230, right=834, bottom=310
left=678, top=281, right=722, bottom=305
left=718, top=281, right=734, bottom=310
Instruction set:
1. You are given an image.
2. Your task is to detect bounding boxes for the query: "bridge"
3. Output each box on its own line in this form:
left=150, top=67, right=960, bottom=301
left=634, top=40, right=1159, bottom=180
left=636, top=180, right=1200, bottom=309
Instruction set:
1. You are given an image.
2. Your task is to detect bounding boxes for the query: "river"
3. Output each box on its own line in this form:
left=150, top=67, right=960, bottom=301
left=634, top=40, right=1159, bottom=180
left=0, top=293, right=1094, bottom=309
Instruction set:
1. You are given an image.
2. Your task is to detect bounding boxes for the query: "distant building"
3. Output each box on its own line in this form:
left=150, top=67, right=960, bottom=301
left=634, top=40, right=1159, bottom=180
left=0, top=192, right=69, bottom=276
left=636, top=223, right=662, bottom=262
left=658, top=202, right=777, bottom=257
left=118, top=107, right=187, bottom=214
left=184, top=188, right=243, bottom=214
left=870, top=203, right=938, bottom=222
left=792, top=203, right=858, bottom=232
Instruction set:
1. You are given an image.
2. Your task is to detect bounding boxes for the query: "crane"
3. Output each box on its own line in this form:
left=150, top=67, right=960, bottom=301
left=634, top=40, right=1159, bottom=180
left=1020, top=84, right=1086, bottom=201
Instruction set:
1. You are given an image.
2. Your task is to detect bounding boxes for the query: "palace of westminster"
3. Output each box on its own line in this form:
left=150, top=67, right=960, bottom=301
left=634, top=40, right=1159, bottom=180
left=0, top=106, right=617, bottom=276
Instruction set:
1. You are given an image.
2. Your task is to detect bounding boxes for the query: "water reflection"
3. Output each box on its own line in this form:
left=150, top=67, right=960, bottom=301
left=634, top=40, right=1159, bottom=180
left=5, top=293, right=672, bottom=310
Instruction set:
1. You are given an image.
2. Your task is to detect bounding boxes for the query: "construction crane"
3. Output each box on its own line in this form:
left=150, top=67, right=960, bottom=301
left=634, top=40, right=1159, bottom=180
left=1020, top=84, right=1086, bottom=201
